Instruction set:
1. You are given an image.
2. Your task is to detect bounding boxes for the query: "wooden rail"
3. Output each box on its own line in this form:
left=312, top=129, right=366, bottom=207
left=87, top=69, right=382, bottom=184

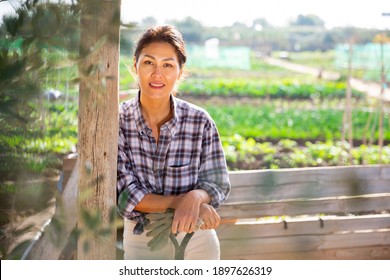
left=216, top=166, right=390, bottom=259
left=23, top=154, right=78, bottom=260
left=24, top=158, right=390, bottom=260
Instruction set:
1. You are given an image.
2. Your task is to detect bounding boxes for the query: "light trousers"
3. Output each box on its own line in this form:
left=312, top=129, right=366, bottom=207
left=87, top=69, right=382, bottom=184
left=123, top=219, right=220, bottom=260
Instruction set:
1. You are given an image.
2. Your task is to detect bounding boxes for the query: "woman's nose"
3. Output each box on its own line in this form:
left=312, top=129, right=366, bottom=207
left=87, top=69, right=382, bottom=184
left=152, top=66, right=163, bottom=76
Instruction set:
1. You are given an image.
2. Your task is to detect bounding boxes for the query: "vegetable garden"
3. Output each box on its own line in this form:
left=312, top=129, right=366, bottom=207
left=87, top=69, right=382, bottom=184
left=2, top=52, right=389, bottom=182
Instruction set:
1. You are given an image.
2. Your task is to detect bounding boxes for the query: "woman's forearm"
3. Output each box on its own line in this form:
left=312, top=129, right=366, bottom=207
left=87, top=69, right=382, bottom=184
left=134, top=189, right=211, bottom=214
left=134, top=193, right=183, bottom=213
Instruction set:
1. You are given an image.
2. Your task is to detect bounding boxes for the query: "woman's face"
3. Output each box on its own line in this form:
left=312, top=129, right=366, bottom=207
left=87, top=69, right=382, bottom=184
left=134, top=42, right=182, bottom=101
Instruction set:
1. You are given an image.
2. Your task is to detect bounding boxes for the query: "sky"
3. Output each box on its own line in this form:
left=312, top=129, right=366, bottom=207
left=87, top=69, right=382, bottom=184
left=1, top=0, right=390, bottom=29
left=121, top=0, right=390, bottom=29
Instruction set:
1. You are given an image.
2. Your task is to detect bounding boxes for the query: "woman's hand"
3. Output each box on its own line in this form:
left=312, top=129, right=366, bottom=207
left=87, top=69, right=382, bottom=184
left=198, top=203, right=220, bottom=230
left=171, top=190, right=210, bottom=234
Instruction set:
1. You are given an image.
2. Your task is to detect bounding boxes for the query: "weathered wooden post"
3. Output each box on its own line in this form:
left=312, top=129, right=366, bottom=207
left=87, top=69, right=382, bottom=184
left=77, top=0, right=121, bottom=259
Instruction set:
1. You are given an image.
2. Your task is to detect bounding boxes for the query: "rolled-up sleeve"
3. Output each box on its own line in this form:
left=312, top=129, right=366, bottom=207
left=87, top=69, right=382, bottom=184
left=116, top=114, right=150, bottom=220
left=194, top=120, right=231, bottom=208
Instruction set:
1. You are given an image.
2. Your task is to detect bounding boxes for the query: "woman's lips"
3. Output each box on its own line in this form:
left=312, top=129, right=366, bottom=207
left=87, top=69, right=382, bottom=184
left=149, top=82, right=165, bottom=89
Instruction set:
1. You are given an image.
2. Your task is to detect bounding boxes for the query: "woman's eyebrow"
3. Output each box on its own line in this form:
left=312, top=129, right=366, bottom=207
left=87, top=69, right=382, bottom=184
left=144, top=54, right=175, bottom=61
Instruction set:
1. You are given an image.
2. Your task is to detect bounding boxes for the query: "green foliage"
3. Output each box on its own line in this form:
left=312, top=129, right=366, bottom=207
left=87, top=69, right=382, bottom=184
left=203, top=101, right=389, bottom=143
left=77, top=206, right=120, bottom=255
left=119, top=55, right=135, bottom=90
left=0, top=100, right=77, bottom=179
left=179, top=78, right=365, bottom=99
left=223, top=136, right=390, bottom=170
left=0, top=1, right=80, bottom=181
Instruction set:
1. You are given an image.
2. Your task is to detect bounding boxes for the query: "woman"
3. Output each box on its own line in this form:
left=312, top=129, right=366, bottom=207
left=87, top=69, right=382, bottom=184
left=117, top=25, right=231, bottom=260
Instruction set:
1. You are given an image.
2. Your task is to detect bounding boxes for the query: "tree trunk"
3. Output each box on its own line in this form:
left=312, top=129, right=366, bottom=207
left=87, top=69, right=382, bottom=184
left=77, top=0, right=121, bottom=259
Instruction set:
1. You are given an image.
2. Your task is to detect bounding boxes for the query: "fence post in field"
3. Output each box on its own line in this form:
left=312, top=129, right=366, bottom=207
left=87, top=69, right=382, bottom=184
left=342, top=39, right=354, bottom=161
left=376, top=33, right=389, bottom=164
left=77, top=0, right=121, bottom=259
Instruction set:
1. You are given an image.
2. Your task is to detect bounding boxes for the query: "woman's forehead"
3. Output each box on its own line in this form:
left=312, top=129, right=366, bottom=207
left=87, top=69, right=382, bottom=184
left=140, top=42, right=178, bottom=60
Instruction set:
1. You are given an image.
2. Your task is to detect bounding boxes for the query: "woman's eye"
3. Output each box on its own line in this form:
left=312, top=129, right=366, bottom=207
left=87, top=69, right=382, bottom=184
left=144, top=60, right=153, bottom=65
left=163, top=63, right=173, bottom=68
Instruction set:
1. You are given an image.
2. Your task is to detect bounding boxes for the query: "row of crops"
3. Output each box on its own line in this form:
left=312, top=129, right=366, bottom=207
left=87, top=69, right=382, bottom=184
left=179, top=78, right=365, bottom=99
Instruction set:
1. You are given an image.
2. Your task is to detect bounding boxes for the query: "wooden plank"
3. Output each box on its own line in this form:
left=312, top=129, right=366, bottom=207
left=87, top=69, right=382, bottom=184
left=61, top=154, right=77, bottom=190
left=221, top=245, right=390, bottom=260
left=227, top=180, right=390, bottom=203
left=382, top=166, right=390, bottom=179
left=219, top=230, right=390, bottom=258
left=228, top=165, right=389, bottom=188
left=219, top=194, right=390, bottom=220
left=24, top=160, right=78, bottom=260
left=62, top=154, right=77, bottom=172
left=227, top=166, right=390, bottom=203
left=217, top=214, right=390, bottom=239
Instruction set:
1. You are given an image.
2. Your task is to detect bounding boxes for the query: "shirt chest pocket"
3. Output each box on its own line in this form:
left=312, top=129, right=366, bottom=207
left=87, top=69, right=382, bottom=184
left=164, top=164, right=195, bottom=191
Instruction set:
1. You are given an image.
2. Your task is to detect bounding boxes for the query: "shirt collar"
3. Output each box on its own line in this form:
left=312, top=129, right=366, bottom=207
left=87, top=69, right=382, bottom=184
left=133, top=92, right=148, bottom=136
left=164, top=95, right=178, bottom=137
left=133, top=91, right=179, bottom=137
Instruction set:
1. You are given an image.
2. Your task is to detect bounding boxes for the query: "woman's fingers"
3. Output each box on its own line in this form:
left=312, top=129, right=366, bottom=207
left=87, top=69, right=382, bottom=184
left=171, top=211, right=198, bottom=234
left=201, top=216, right=220, bottom=229
left=171, top=193, right=220, bottom=233
left=171, top=192, right=202, bottom=234
left=199, top=203, right=220, bottom=229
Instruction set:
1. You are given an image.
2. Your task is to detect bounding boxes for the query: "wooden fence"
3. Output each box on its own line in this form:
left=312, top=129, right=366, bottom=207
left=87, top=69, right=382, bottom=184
left=216, top=166, right=390, bottom=259
left=24, top=157, right=390, bottom=259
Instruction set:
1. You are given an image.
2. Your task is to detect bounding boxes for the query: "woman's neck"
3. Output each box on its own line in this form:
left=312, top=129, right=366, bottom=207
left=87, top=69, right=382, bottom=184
left=140, top=94, right=172, bottom=128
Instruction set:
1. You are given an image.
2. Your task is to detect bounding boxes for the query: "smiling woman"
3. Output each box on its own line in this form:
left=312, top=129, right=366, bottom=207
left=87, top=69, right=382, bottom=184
left=116, top=25, right=231, bottom=260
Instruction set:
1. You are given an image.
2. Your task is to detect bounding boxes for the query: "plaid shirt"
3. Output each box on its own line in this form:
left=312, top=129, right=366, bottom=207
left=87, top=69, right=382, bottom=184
left=117, top=93, right=231, bottom=234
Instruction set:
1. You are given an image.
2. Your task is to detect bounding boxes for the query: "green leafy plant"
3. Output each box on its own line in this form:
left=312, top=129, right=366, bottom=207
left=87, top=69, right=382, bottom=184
left=179, top=78, right=365, bottom=99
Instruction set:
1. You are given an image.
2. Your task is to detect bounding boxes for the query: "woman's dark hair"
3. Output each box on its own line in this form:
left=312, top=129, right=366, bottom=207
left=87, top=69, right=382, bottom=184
left=134, top=25, right=187, bottom=68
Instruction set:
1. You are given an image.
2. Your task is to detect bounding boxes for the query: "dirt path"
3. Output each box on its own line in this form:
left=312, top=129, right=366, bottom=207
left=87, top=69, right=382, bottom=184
left=264, top=57, right=390, bottom=102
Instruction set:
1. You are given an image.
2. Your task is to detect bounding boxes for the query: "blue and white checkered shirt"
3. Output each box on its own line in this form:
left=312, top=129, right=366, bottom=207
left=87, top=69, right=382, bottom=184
left=117, top=92, right=231, bottom=234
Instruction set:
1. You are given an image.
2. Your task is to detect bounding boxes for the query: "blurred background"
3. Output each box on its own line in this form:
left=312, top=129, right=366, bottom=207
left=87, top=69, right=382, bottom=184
left=0, top=0, right=389, bottom=259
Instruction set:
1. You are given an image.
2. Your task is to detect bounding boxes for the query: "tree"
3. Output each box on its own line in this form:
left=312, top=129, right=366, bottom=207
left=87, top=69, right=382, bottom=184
left=291, top=14, right=325, bottom=27
left=168, top=16, right=203, bottom=43
left=252, top=18, right=271, bottom=29
left=77, top=0, right=121, bottom=259
left=141, top=16, right=158, bottom=27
